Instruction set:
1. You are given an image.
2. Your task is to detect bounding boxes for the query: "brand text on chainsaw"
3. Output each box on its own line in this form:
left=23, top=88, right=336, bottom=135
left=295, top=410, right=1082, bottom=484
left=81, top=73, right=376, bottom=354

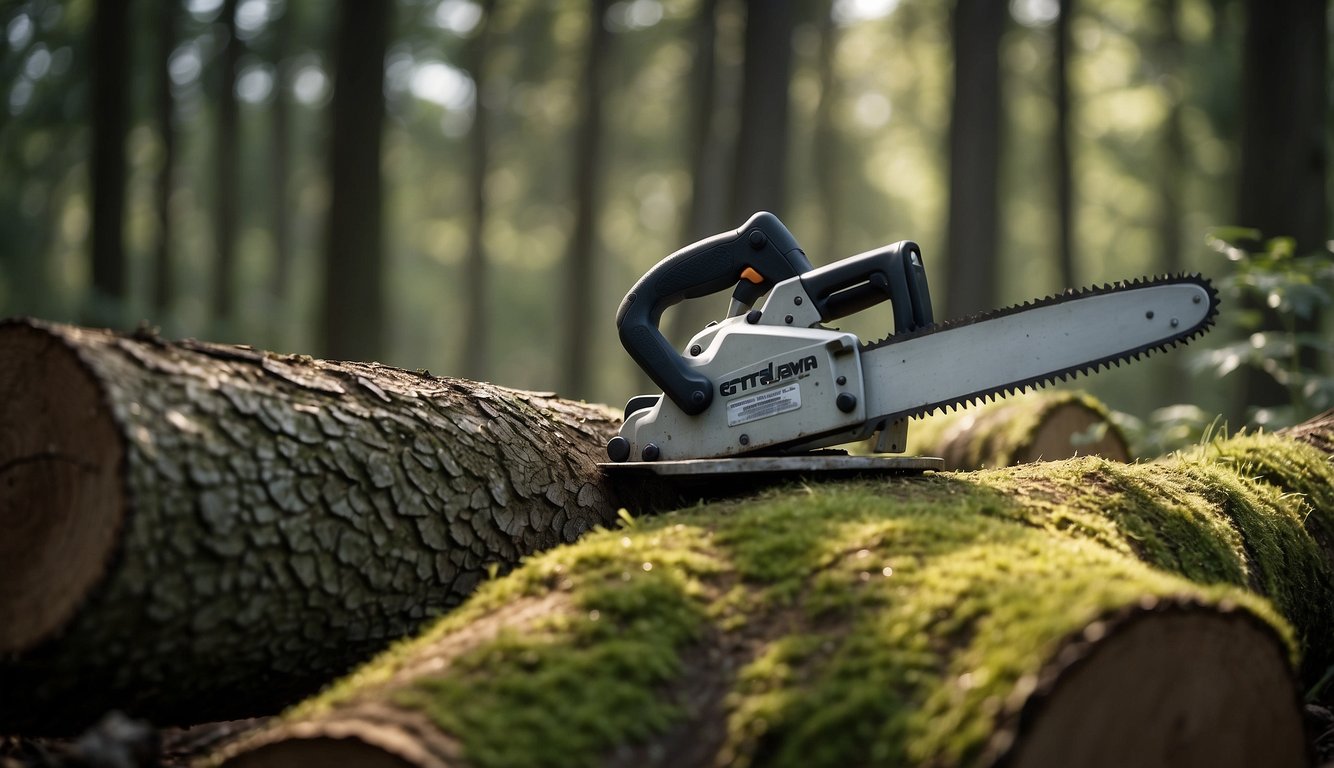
left=719, top=355, right=819, bottom=397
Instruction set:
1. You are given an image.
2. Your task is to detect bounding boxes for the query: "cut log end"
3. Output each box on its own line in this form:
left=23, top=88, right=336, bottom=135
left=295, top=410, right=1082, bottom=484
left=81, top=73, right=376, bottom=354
left=994, top=604, right=1305, bottom=768
left=221, top=708, right=461, bottom=768
left=0, top=322, right=125, bottom=654
left=221, top=736, right=418, bottom=768
left=921, top=392, right=1131, bottom=471
left=1015, top=401, right=1129, bottom=464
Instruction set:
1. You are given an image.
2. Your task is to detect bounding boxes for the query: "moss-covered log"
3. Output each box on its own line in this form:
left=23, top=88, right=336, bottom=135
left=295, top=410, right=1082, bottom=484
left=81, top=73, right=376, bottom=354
left=218, top=416, right=1334, bottom=768
left=906, top=389, right=1130, bottom=469
left=0, top=318, right=623, bottom=732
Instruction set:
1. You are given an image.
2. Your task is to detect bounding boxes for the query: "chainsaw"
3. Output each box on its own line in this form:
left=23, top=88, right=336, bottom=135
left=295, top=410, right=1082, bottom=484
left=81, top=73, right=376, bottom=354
left=601, top=212, right=1217, bottom=476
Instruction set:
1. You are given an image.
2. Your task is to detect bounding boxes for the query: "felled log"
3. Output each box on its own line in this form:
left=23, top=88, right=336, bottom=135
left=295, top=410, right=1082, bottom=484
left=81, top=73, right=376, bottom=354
left=217, top=415, right=1334, bottom=768
left=907, top=389, right=1130, bottom=469
left=0, top=318, right=624, bottom=733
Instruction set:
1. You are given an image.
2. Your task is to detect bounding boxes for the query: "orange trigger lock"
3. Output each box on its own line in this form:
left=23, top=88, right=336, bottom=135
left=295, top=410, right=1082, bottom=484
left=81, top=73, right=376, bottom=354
left=739, top=267, right=764, bottom=285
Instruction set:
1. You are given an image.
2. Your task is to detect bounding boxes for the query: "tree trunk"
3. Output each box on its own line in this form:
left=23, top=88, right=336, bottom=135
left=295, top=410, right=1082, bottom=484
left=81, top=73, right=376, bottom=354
left=269, top=0, right=294, bottom=323
left=88, top=0, right=130, bottom=327
left=1053, top=0, right=1075, bottom=290
left=151, top=0, right=178, bottom=320
left=729, top=0, right=795, bottom=221
left=0, top=318, right=624, bottom=733
left=216, top=415, right=1334, bottom=768
left=460, top=0, right=497, bottom=382
left=559, top=0, right=612, bottom=401
left=322, top=1, right=390, bottom=362
left=943, top=0, right=1006, bottom=318
left=1235, top=0, right=1328, bottom=412
left=666, top=0, right=726, bottom=350
left=1154, top=0, right=1184, bottom=279
left=1153, top=0, right=1187, bottom=405
left=908, top=390, right=1131, bottom=470
left=211, top=0, right=241, bottom=331
left=811, top=0, right=842, bottom=264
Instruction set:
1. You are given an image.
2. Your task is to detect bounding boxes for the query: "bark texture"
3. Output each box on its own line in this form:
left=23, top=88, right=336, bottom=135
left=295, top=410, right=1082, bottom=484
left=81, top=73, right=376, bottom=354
left=907, top=390, right=1131, bottom=470
left=217, top=414, right=1334, bottom=768
left=0, top=319, right=623, bottom=732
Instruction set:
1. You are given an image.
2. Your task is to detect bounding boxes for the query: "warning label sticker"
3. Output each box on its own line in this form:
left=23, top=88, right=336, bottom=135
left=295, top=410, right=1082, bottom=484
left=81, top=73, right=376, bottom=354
left=727, top=384, right=801, bottom=427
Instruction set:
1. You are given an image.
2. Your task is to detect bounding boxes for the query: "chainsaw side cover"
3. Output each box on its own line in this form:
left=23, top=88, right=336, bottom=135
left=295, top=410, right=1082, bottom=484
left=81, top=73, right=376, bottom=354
left=617, top=320, right=873, bottom=462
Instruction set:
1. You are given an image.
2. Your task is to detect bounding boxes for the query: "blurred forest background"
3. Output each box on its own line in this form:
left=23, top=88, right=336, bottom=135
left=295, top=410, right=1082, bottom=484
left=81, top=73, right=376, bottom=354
left=0, top=0, right=1330, bottom=444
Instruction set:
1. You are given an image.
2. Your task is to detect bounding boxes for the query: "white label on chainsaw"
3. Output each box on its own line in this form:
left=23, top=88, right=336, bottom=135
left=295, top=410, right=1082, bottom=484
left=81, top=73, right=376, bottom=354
left=727, top=384, right=801, bottom=427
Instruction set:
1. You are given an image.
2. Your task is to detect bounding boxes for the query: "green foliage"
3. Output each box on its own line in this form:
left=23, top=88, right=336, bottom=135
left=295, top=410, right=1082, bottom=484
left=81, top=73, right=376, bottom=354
left=1108, top=403, right=1223, bottom=462
left=1193, top=228, right=1334, bottom=426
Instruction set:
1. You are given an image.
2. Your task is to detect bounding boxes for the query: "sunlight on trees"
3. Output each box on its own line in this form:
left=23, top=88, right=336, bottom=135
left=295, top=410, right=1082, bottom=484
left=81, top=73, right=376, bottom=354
left=0, top=0, right=1327, bottom=427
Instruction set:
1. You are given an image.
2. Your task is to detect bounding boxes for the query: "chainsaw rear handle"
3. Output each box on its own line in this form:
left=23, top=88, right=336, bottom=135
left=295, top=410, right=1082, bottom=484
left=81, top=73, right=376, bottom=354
left=799, top=241, right=933, bottom=333
left=616, top=212, right=814, bottom=415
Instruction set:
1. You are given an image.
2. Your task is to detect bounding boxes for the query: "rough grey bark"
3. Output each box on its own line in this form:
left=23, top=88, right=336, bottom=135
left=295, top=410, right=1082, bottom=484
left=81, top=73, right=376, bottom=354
left=0, top=319, right=623, bottom=733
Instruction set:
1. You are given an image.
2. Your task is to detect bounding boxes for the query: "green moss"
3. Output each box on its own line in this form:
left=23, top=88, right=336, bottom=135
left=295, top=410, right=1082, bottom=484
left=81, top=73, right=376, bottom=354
left=702, top=480, right=1280, bottom=768
left=1186, top=432, right=1334, bottom=677
left=1199, top=431, right=1334, bottom=553
left=970, top=449, right=1333, bottom=679
left=291, top=520, right=724, bottom=768
left=395, top=567, right=701, bottom=768
left=283, top=429, right=1329, bottom=768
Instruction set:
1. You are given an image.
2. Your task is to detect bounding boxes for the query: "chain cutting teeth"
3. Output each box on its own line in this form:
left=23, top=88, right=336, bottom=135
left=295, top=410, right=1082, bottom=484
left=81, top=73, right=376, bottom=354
left=864, top=274, right=1220, bottom=422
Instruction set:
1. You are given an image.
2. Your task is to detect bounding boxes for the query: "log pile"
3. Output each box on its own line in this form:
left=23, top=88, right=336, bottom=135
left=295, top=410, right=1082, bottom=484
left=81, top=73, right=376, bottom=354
left=3, top=320, right=1332, bottom=766
left=218, top=418, right=1334, bottom=768
left=0, top=319, right=623, bottom=731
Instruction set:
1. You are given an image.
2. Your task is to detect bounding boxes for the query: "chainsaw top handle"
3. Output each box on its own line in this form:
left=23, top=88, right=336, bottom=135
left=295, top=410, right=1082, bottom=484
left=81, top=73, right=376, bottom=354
left=799, top=240, right=934, bottom=332
left=616, top=212, right=813, bottom=416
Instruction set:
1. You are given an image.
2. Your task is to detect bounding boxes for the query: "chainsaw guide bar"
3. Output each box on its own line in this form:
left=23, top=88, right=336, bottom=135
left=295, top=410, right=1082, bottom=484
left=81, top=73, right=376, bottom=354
left=603, top=212, right=1219, bottom=471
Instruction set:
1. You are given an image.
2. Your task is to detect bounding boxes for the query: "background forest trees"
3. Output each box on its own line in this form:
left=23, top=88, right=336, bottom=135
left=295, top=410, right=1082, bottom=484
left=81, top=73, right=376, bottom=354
left=0, top=0, right=1329, bottom=435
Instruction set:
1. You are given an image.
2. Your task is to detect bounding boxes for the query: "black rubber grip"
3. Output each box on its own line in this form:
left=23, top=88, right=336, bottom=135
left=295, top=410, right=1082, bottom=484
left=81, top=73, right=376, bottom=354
left=615, top=212, right=813, bottom=415
left=799, top=241, right=933, bottom=333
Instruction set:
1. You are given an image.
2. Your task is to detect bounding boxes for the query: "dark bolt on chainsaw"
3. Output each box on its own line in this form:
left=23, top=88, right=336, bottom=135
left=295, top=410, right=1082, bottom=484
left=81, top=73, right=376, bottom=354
left=601, top=212, right=1218, bottom=478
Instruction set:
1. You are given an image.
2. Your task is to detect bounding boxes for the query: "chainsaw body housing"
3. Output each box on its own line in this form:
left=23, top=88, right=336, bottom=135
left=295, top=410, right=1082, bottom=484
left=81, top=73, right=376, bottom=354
left=615, top=273, right=896, bottom=462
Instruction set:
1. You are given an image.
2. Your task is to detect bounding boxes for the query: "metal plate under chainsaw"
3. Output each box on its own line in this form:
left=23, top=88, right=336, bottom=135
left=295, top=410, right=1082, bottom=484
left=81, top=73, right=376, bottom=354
left=599, top=455, right=942, bottom=478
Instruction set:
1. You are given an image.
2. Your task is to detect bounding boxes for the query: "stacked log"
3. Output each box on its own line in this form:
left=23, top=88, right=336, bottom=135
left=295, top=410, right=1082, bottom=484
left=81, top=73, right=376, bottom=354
left=5, top=319, right=1331, bottom=766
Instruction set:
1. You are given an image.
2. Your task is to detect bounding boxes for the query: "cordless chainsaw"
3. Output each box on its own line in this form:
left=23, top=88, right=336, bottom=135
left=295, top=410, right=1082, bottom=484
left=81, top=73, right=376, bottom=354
left=602, top=212, right=1217, bottom=475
